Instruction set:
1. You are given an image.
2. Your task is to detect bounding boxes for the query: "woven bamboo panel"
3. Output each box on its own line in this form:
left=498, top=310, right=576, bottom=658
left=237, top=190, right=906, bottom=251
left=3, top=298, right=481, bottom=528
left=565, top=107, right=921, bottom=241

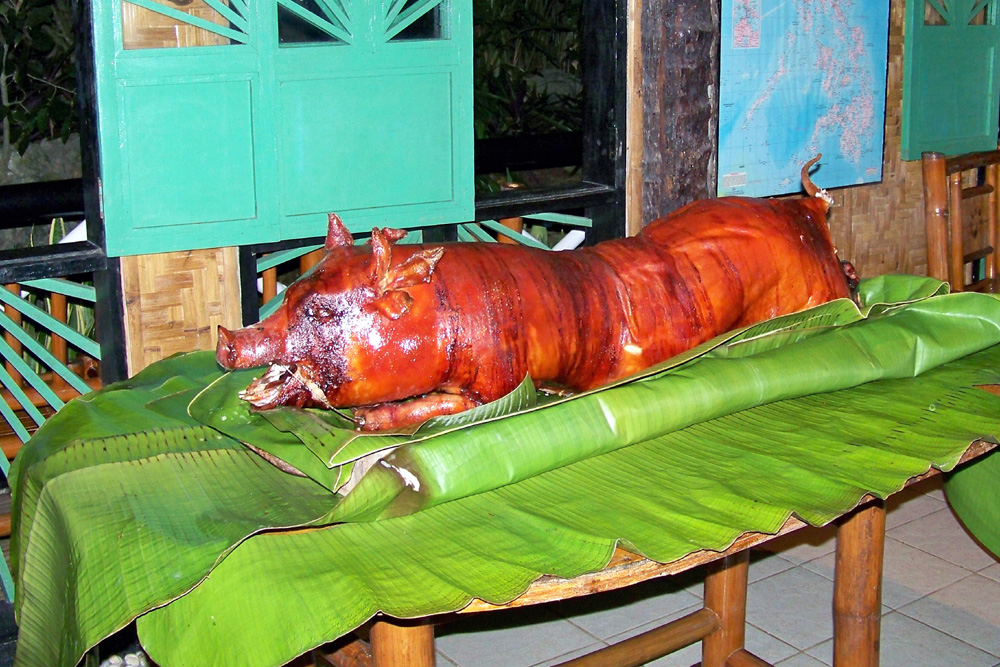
left=120, top=247, right=242, bottom=375
left=122, top=0, right=230, bottom=50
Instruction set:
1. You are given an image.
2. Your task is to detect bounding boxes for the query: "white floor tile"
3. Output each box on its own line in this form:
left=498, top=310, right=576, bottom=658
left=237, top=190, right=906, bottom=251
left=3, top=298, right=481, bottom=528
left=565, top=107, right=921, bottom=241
left=746, top=566, right=834, bottom=650
left=885, top=483, right=947, bottom=529
left=800, top=536, right=972, bottom=609
left=804, top=637, right=832, bottom=664
left=748, top=551, right=796, bottom=583
left=878, top=611, right=997, bottom=666
left=643, top=641, right=699, bottom=667
left=606, top=604, right=703, bottom=667
left=916, top=476, right=947, bottom=502
left=888, top=507, right=996, bottom=571
left=979, top=562, right=1000, bottom=583
left=775, top=653, right=829, bottom=667
left=807, top=611, right=998, bottom=666
left=435, top=606, right=599, bottom=667
left=531, top=642, right=608, bottom=667
left=898, top=573, right=1000, bottom=657
left=757, top=523, right=837, bottom=565
left=742, top=623, right=798, bottom=663
left=436, top=650, right=460, bottom=666
left=554, top=577, right=701, bottom=641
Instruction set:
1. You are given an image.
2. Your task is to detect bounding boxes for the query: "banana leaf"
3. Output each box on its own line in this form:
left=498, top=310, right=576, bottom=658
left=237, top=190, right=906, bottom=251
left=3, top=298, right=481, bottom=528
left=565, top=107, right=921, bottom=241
left=11, top=275, right=1000, bottom=667
left=135, top=345, right=1000, bottom=667
left=9, top=353, right=338, bottom=667
left=327, top=291, right=1000, bottom=522
left=944, top=449, right=1000, bottom=558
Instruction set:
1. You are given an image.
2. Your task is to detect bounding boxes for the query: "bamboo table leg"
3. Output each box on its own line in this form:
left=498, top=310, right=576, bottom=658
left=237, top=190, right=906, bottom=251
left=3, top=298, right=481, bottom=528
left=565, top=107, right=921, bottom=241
left=703, top=550, right=750, bottom=667
left=833, top=501, right=886, bottom=667
left=370, top=617, right=435, bottom=667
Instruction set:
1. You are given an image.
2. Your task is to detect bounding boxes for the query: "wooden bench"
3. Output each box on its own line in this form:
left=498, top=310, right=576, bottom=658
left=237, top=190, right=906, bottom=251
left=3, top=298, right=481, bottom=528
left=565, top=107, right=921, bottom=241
left=314, top=440, right=996, bottom=667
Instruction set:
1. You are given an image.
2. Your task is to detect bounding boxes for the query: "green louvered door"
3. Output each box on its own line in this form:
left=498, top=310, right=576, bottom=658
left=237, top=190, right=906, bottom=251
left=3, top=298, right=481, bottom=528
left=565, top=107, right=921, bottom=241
left=274, top=0, right=473, bottom=239
left=89, top=0, right=472, bottom=256
left=902, top=0, right=1000, bottom=159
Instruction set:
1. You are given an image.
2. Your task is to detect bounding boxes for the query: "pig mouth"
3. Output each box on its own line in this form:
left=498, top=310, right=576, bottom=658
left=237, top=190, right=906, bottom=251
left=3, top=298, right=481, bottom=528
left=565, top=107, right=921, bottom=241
left=241, top=363, right=338, bottom=411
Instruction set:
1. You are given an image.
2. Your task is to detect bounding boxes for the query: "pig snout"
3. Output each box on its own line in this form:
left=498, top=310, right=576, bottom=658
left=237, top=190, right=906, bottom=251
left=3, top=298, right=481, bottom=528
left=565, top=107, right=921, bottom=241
left=216, top=325, right=283, bottom=369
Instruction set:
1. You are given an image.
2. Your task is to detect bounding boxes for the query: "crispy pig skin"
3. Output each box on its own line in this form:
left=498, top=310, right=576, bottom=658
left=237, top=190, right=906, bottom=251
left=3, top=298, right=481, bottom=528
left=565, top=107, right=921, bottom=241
left=217, top=190, right=850, bottom=431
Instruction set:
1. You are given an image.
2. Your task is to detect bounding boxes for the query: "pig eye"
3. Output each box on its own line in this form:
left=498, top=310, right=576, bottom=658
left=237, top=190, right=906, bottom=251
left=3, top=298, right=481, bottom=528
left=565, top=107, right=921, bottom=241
left=304, top=301, right=337, bottom=320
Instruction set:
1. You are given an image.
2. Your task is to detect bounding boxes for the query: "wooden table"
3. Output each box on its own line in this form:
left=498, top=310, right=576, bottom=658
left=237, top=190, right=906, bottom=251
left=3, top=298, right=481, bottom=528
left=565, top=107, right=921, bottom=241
left=315, top=440, right=997, bottom=667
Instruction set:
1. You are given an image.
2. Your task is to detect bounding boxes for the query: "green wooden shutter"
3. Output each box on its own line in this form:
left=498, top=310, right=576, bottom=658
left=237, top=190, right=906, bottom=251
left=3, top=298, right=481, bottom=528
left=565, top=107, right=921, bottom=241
left=88, top=0, right=473, bottom=257
left=902, top=0, right=1000, bottom=160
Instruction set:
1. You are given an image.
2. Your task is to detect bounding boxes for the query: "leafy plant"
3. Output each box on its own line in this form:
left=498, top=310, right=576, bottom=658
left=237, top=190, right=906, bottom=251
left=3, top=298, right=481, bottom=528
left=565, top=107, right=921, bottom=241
left=0, top=0, right=78, bottom=184
left=473, top=0, right=582, bottom=140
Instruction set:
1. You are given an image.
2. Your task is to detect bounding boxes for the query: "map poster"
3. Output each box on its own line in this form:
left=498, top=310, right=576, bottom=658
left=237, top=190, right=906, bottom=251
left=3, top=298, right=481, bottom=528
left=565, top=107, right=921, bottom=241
left=717, top=0, right=890, bottom=198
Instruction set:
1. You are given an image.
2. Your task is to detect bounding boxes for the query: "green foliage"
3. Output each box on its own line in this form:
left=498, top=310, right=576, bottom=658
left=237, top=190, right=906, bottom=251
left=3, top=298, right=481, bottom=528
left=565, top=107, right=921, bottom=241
left=473, top=0, right=582, bottom=139
left=0, top=0, right=77, bottom=175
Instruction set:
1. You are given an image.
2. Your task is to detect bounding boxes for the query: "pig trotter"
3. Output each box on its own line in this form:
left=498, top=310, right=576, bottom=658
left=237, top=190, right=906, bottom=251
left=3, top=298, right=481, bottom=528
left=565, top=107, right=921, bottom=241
left=355, top=394, right=480, bottom=432
left=841, top=260, right=860, bottom=292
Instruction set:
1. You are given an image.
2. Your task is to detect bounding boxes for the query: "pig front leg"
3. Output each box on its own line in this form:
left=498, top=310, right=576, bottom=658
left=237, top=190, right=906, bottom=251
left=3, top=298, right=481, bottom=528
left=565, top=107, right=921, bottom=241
left=354, top=393, right=480, bottom=432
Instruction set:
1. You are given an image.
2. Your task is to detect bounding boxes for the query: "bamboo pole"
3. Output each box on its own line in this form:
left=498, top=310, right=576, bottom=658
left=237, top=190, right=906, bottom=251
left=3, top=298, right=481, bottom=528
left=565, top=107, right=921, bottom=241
left=990, top=164, right=1000, bottom=284
left=921, top=153, right=950, bottom=284
left=300, top=249, right=325, bottom=273
left=556, top=608, right=718, bottom=667
left=948, top=172, right=966, bottom=290
left=369, top=618, right=434, bottom=667
left=702, top=551, right=751, bottom=667
left=49, top=291, right=69, bottom=388
left=833, top=501, right=886, bottom=667
left=497, top=182, right=525, bottom=244
left=262, top=268, right=278, bottom=304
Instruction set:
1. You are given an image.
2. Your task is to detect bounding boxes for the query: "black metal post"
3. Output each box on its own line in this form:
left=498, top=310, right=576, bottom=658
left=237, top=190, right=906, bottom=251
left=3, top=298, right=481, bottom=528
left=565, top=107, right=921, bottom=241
left=239, top=245, right=260, bottom=326
left=94, top=257, right=128, bottom=383
left=580, top=0, right=628, bottom=243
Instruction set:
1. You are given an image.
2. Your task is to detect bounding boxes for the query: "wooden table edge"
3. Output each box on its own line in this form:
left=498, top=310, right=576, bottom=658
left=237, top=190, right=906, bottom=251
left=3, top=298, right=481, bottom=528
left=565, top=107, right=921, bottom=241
left=459, top=439, right=997, bottom=614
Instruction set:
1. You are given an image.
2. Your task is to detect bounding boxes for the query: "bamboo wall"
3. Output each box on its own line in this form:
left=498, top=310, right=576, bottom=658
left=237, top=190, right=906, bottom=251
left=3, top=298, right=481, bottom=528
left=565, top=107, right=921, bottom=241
left=120, top=248, right=241, bottom=375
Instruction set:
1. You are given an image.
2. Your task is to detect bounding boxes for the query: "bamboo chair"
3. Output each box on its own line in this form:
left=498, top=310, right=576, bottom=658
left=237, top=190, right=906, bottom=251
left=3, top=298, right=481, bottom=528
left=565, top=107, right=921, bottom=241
left=922, top=150, right=1000, bottom=292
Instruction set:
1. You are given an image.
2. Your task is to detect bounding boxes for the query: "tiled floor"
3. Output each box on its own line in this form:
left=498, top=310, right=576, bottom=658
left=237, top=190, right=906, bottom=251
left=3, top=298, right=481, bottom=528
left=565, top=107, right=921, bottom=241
left=432, top=476, right=1000, bottom=667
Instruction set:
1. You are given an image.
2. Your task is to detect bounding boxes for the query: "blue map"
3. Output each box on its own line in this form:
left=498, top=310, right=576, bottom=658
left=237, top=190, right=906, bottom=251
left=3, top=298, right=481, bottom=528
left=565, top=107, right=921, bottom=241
left=718, top=0, right=890, bottom=197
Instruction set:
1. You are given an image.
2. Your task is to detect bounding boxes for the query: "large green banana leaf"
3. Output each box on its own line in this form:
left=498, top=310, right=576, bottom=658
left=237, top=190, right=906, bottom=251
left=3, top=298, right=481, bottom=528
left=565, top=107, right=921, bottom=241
left=944, top=447, right=1000, bottom=557
left=136, top=345, right=1000, bottom=667
left=10, top=275, right=1000, bottom=667
left=8, top=354, right=338, bottom=667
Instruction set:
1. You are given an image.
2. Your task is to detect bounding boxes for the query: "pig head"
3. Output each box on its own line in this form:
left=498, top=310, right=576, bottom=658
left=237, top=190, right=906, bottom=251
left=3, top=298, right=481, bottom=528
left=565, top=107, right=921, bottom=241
left=216, top=213, right=449, bottom=413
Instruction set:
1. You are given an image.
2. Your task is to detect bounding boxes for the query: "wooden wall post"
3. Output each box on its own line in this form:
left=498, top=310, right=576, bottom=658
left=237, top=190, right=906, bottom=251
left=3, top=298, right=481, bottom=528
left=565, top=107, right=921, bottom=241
left=635, top=0, right=720, bottom=230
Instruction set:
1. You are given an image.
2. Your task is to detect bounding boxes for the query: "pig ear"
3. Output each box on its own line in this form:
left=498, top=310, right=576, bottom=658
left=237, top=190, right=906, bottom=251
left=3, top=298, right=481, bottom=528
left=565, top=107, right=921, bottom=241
left=369, top=227, right=417, bottom=288
left=325, top=213, right=353, bottom=250
left=370, top=227, right=393, bottom=287
left=387, top=247, right=445, bottom=291
left=382, top=228, right=408, bottom=243
left=372, top=289, right=414, bottom=320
